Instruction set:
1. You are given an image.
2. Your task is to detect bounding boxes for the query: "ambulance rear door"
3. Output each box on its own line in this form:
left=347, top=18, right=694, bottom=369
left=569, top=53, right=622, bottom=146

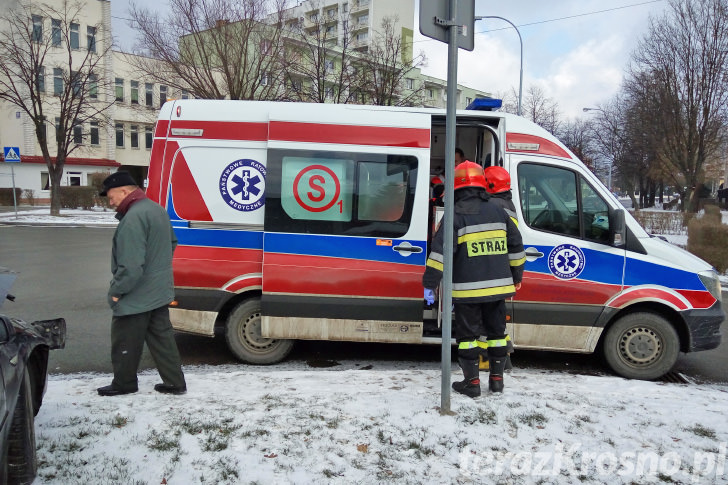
left=260, top=105, right=432, bottom=343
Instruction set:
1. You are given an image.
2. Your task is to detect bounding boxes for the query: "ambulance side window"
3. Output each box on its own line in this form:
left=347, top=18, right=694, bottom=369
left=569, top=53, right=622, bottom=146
left=518, top=163, right=611, bottom=243
left=265, top=149, right=417, bottom=237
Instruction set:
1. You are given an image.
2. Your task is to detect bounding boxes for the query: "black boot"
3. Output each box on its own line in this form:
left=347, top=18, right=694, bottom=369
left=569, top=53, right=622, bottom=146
left=488, top=355, right=507, bottom=393
left=453, top=357, right=481, bottom=398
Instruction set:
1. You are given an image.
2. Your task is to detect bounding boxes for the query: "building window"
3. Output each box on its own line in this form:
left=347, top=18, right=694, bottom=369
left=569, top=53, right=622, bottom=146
left=327, top=8, right=337, bottom=18
left=115, top=123, right=124, bottom=147
left=115, top=78, right=124, bottom=102
left=145, top=83, right=153, bottom=106
left=324, top=59, right=334, bottom=72
left=159, top=85, right=167, bottom=107
left=342, top=3, right=348, bottom=13
left=325, top=86, right=334, bottom=99
left=73, top=124, right=83, bottom=144
left=405, top=78, right=413, bottom=90
left=67, top=172, right=81, bottom=186
left=145, top=126, right=153, bottom=149
left=89, top=73, right=98, bottom=99
left=358, top=14, right=368, bottom=25
left=51, top=19, right=61, bottom=46
left=130, top=125, right=139, bottom=148
left=130, top=81, right=139, bottom=104
left=260, top=72, right=269, bottom=86
left=70, top=23, right=79, bottom=49
left=32, top=15, right=43, bottom=43
left=466, top=97, right=472, bottom=105
left=53, top=68, right=63, bottom=96
left=41, top=172, right=50, bottom=190
left=90, top=121, right=99, bottom=145
left=71, top=71, right=81, bottom=96
left=87, top=26, right=96, bottom=53
left=36, top=66, right=45, bottom=93
left=181, top=89, right=189, bottom=100
left=356, top=32, right=368, bottom=43
left=427, top=88, right=433, bottom=98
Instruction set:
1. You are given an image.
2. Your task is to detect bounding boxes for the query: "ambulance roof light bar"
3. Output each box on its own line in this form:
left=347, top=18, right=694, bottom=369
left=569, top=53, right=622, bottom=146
left=466, top=97, right=503, bottom=111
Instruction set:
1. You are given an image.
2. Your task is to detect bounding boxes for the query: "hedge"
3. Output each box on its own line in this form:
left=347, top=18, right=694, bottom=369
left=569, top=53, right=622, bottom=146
left=0, top=187, right=22, bottom=205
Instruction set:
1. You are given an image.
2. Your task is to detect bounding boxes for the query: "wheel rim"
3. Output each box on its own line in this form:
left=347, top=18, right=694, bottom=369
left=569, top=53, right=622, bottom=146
left=618, top=326, right=662, bottom=366
left=238, top=310, right=278, bottom=355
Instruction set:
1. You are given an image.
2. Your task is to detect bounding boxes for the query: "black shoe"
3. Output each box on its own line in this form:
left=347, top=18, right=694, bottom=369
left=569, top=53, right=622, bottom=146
left=489, top=376, right=504, bottom=393
left=97, top=384, right=137, bottom=396
left=452, top=379, right=481, bottom=398
left=154, top=383, right=187, bottom=395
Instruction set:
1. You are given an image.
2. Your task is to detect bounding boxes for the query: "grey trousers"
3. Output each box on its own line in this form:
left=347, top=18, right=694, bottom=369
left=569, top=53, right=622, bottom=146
left=110, top=305, right=186, bottom=391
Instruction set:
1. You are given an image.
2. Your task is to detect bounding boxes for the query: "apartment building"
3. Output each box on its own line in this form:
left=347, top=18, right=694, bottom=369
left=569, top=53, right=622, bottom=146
left=0, top=0, right=489, bottom=199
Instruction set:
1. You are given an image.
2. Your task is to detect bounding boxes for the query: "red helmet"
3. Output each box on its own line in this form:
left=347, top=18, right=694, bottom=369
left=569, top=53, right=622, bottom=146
left=483, top=166, right=511, bottom=193
left=453, top=161, right=486, bottom=191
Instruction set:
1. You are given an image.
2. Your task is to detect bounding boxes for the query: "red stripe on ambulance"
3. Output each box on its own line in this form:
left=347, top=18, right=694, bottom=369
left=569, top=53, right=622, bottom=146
left=269, top=121, right=430, bottom=148
left=174, top=246, right=263, bottom=289
left=262, top=253, right=423, bottom=298
left=513, top=271, right=621, bottom=305
left=607, top=287, right=690, bottom=311
left=506, top=133, right=572, bottom=159
left=169, top=120, right=268, bottom=141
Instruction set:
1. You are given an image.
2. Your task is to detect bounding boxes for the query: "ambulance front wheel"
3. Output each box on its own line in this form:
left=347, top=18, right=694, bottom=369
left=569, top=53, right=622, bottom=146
left=225, top=298, right=294, bottom=364
left=602, top=312, right=679, bottom=380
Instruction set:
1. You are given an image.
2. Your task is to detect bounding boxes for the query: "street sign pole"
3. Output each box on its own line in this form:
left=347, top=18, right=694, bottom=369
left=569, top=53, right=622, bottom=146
left=11, top=164, right=17, bottom=219
left=439, top=0, right=460, bottom=416
left=420, top=0, right=474, bottom=416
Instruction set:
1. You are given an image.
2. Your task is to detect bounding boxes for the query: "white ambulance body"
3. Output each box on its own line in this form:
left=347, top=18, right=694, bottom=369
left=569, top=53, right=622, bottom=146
left=146, top=99, right=723, bottom=380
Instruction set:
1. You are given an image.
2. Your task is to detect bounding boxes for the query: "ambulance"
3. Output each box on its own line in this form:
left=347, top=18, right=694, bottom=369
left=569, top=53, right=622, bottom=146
left=145, top=99, right=724, bottom=380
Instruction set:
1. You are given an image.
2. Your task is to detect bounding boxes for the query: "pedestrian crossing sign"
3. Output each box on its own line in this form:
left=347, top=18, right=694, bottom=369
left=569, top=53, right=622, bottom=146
left=3, top=147, right=20, bottom=163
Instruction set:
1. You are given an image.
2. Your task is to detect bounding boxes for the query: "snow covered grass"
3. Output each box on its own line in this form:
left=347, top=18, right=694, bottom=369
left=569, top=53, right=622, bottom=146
left=34, top=364, right=728, bottom=484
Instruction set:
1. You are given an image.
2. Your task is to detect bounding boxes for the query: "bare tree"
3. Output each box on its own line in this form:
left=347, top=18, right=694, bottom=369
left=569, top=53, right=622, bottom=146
left=128, top=0, right=289, bottom=100
left=628, top=0, right=728, bottom=211
left=280, top=1, right=357, bottom=103
left=557, top=118, right=597, bottom=172
left=355, top=16, right=426, bottom=106
left=0, top=0, right=114, bottom=215
left=500, top=85, right=561, bottom=134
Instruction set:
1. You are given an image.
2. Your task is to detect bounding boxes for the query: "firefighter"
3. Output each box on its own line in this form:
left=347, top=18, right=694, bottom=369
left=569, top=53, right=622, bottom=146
left=484, top=165, right=518, bottom=226
left=423, top=161, right=525, bottom=397
left=482, top=165, right=518, bottom=371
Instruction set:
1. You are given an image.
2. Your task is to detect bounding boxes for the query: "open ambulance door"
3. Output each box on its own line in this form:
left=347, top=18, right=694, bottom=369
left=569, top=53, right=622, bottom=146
left=260, top=105, right=432, bottom=344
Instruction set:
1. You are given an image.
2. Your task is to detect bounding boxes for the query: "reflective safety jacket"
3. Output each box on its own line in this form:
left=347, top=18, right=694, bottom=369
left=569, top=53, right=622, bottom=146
left=423, top=188, right=525, bottom=303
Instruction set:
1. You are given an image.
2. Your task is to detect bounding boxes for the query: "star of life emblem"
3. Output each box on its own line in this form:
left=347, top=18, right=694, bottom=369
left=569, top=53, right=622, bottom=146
left=219, top=159, right=266, bottom=212
left=547, top=244, right=585, bottom=280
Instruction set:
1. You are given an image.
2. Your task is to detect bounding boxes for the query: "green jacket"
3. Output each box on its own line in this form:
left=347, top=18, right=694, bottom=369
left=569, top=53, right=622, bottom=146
left=108, top=198, right=177, bottom=316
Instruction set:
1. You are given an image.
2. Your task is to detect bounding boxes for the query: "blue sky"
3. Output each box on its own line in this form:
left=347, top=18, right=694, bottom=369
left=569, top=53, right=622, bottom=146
left=111, top=0, right=670, bottom=119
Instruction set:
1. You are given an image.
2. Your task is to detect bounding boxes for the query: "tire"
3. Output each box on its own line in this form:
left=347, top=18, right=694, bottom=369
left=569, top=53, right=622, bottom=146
left=602, top=312, right=680, bottom=380
left=6, top=367, right=37, bottom=485
left=224, top=298, right=294, bottom=364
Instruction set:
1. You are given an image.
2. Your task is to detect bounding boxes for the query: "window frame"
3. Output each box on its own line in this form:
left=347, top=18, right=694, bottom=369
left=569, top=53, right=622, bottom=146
left=264, top=148, right=417, bottom=238
left=70, top=22, right=79, bottom=49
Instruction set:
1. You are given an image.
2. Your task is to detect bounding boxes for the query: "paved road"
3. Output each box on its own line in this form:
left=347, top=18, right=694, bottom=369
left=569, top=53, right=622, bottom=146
left=1, top=225, right=726, bottom=383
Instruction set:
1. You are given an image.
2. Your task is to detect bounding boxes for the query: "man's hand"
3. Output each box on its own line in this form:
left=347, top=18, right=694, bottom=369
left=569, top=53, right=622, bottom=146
left=112, top=296, right=119, bottom=302
left=424, top=288, right=435, bottom=305
left=515, top=282, right=522, bottom=291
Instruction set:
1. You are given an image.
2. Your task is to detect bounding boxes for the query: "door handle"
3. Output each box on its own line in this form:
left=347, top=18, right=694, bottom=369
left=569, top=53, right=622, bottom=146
left=525, top=247, right=544, bottom=261
left=393, top=242, right=423, bottom=254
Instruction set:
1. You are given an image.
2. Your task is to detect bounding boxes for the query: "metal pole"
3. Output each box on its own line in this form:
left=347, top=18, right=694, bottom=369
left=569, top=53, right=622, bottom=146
left=477, top=16, right=523, bottom=116
left=11, top=164, right=18, bottom=218
left=440, top=0, right=459, bottom=416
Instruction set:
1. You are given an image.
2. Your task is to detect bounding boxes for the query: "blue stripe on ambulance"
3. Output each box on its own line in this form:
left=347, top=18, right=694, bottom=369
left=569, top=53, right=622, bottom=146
left=624, top=257, right=705, bottom=291
left=174, top=226, right=263, bottom=250
left=525, top=245, right=624, bottom=286
left=264, top=232, right=426, bottom=266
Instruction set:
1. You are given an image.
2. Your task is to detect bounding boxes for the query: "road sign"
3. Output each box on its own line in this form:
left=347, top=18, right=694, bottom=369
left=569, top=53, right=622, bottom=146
left=419, top=0, right=475, bottom=51
left=3, top=146, right=20, bottom=163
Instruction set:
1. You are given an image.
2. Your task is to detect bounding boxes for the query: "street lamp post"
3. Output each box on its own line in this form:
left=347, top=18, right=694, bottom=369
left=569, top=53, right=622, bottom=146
left=475, top=15, right=523, bottom=116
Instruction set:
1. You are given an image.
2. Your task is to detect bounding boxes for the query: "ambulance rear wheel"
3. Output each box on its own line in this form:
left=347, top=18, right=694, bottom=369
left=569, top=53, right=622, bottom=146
left=225, top=298, right=294, bottom=364
left=603, top=312, right=679, bottom=380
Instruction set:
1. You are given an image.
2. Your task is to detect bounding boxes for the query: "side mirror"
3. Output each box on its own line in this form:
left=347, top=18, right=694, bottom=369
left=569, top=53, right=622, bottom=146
left=609, top=208, right=626, bottom=248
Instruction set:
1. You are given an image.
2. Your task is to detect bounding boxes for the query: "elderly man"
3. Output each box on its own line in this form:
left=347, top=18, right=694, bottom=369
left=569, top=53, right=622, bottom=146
left=96, top=171, right=186, bottom=396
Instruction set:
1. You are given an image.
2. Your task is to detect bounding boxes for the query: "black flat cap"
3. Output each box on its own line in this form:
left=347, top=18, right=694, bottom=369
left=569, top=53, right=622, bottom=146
left=99, top=171, right=138, bottom=196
